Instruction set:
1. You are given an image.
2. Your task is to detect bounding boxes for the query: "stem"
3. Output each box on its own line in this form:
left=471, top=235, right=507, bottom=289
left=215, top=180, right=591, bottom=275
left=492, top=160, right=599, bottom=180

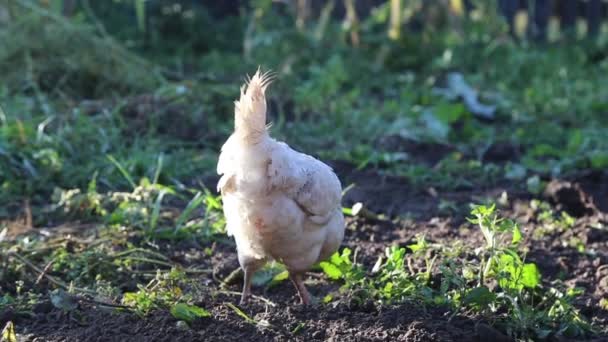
left=343, top=0, right=359, bottom=47
left=126, top=257, right=174, bottom=268
left=218, top=290, right=276, bottom=307
left=479, top=255, right=485, bottom=287
left=110, top=247, right=170, bottom=261
left=389, top=0, right=402, bottom=40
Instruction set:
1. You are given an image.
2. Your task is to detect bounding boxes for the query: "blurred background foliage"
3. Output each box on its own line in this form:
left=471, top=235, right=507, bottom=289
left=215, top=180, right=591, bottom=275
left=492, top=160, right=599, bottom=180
left=0, top=0, right=607, bottom=221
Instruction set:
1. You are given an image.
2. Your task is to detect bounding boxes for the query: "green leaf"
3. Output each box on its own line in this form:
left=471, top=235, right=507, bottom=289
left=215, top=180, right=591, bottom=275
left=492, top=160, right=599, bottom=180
left=1, top=321, right=17, bottom=342
left=530, top=144, right=563, bottom=158
left=590, top=151, right=608, bottom=169
left=225, top=303, right=257, bottom=324
left=463, top=286, right=496, bottom=309
left=499, top=251, right=519, bottom=269
left=433, top=102, right=466, bottom=124
left=470, top=203, right=495, bottom=217
left=106, top=155, right=136, bottom=190
left=599, top=298, right=608, bottom=310
left=408, top=243, right=422, bottom=253
left=87, top=171, right=99, bottom=193
left=511, top=225, right=522, bottom=244
left=383, top=282, right=394, bottom=297
left=153, top=153, right=164, bottom=185
left=252, top=262, right=287, bottom=286
left=567, top=287, right=585, bottom=297
left=566, top=130, right=583, bottom=153
left=122, top=292, right=138, bottom=304
left=170, top=303, right=211, bottom=323
left=150, top=190, right=167, bottom=231
left=203, top=190, right=223, bottom=211
left=320, top=261, right=343, bottom=280
left=175, top=192, right=205, bottom=231
left=408, top=235, right=428, bottom=253
left=330, top=251, right=343, bottom=266
left=341, top=248, right=352, bottom=261
left=291, top=322, right=306, bottom=334
left=342, top=207, right=353, bottom=216
left=272, top=270, right=289, bottom=283
left=521, top=263, right=541, bottom=288
left=497, top=253, right=518, bottom=290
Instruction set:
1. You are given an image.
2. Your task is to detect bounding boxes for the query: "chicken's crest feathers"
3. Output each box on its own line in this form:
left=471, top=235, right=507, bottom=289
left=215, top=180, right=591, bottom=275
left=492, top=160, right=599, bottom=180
left=234, top=68, right=275, bottom=143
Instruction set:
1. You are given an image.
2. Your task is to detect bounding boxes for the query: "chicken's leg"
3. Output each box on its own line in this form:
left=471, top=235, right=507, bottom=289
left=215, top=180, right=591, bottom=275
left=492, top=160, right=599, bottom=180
left=289, top=273, right=312, bottom=305
left=238, top=256, right=265, bottom=305
left=240, top=268, right=254, bottom=305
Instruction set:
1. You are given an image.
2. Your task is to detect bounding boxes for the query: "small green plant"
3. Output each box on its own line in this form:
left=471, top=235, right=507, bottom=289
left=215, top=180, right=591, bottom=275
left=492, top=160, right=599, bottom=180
left=122, top=268, right=210, bottom=322
left=319, top=248, right=364, bottom=286
left=467, top=204, right=528, bottom=285
left=458, top=204, right=590, bottom=339
left=321, top=244, right=433, bottom=304
left=373, top=246, right=429, bottom=303
left=52, top=171, right=220, bottom=241
left=530, top=200, right=577, bottom=239
left=323, top=204, right=593, bottom=340
left=170, top=303, right=211, bottom=324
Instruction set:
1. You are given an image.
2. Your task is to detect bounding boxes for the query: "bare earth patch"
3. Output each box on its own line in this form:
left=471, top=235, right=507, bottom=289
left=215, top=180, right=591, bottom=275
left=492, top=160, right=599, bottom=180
left=5, top=166, right=608, bottom=341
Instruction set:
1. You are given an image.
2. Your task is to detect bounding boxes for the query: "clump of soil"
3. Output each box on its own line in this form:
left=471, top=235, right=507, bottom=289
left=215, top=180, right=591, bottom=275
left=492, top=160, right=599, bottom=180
left=576, top=170, right=608, bottom=213
left=544, top=179, right=596, bottom=217
left=375, top=135, right=454, bottom=166
left=482, top=142, right=523, bottom=163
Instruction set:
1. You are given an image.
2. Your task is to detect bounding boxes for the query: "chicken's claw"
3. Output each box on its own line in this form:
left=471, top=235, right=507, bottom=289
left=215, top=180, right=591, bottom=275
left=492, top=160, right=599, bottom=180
left=290, top=273, right=313, bottom=305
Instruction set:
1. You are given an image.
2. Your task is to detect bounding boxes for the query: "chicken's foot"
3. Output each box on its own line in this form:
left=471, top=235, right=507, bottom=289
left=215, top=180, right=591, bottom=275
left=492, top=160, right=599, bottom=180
left=290, top=273, right=312, bottom=305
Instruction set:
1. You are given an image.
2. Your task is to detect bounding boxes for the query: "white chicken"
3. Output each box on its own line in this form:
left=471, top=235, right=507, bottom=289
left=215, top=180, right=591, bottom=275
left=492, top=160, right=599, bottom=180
left=217, top=69, right=345, bottom=305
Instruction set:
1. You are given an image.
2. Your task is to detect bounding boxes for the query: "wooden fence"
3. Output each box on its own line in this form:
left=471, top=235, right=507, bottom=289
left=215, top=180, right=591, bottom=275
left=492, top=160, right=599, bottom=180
left=278, top=0, right=607, bottom=41
left=12, top=0, right=607, bottom=41
left=497, top=0, right=606, bottom=39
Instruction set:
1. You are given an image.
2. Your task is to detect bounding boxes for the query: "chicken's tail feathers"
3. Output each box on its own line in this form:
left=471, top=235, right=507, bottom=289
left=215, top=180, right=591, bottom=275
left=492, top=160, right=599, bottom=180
left=249, top=67, right=276, bottom=90
left=234, top=68, right=275, bottom=142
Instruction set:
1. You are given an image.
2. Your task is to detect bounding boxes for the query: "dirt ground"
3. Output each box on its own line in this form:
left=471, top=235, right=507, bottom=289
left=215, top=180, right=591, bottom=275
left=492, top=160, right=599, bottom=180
left=5, top=159, right=608, bottom=342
